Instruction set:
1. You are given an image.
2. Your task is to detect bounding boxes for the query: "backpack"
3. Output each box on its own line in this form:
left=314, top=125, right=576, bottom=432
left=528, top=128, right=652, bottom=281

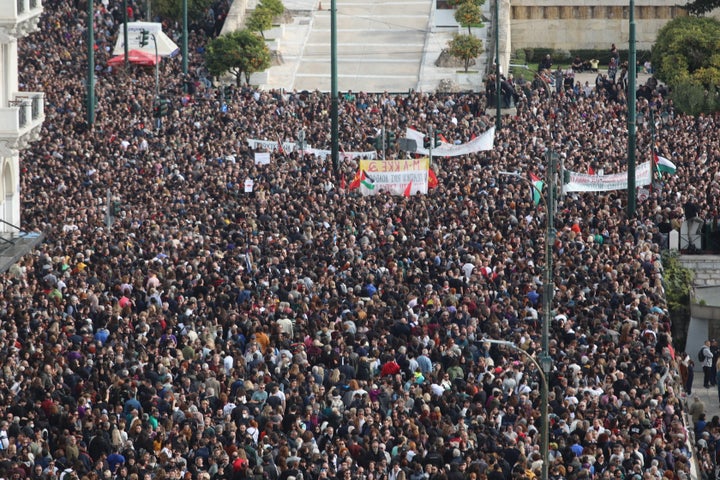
left=699, top=348, right=705, bottom=362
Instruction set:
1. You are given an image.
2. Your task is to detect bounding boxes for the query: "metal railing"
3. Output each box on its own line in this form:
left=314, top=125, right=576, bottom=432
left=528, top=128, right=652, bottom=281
left=31, top=95, right=40, bottom=120
left=8, top=99, right=29, bottom=128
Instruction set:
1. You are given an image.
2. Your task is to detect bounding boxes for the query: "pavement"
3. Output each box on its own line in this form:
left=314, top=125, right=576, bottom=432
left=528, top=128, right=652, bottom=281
left=224, top=0, right=489, bottom=92
left=223, top=0, right=657, bottom=93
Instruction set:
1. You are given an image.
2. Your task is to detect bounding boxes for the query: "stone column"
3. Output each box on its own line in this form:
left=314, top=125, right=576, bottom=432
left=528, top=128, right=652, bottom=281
left=499, top=0, right=511, bottom=76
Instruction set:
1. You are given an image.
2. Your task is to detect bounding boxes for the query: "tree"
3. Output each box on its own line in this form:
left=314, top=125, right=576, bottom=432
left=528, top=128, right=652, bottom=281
left=454, top=1, right=482, bottom=35
left=259, top=0, right=285, bottom=19
left=205, top=30, right=271, bottom=86
left=447, top=33, right=482, bottom=72
left=153, top=0, right=212, bottom=21
left=246, top=6, right=273, bottom=39
left=685, top=0, right=720, bottom=15
left=447, top=0, right=484, bottom=9
left=651, top=16, right=720, bottom=88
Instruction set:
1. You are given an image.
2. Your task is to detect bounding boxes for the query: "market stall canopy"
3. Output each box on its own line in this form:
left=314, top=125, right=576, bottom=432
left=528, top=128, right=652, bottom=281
left=108, top=49, right=159, bottom=67
left=113, top=22, right=180, bottom=58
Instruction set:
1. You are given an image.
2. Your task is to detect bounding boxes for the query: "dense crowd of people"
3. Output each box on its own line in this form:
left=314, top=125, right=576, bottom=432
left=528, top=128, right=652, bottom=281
left=5, top=0, right=720, bottom=479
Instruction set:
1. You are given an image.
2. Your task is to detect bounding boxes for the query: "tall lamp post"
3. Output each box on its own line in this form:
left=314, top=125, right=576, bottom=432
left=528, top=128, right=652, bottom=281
left=483, top=339, right=551, bottom=480
left=494, top=0, right=501, bottom=129
left=627, top=0, right=637, bottom=217
left=498, top=156, right=557, bottom=480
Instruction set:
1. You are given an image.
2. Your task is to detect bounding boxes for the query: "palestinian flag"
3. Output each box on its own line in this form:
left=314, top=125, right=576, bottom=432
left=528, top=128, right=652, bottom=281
left=360, top=170, right=375, bottom=190
left=349, top=170, right=375, bottom=190
left=653, top=152, right=677, bottom=175
left=529, top=172, right=544, bottom=206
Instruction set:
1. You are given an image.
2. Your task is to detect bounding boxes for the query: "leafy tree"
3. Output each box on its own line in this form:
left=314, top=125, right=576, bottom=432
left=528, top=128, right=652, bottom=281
left=447, top=0, right=484, bottom=9
left=246, top=6, right=273, bottom=39
left=684, top=0, right=720, bottom=15
left=670, top=81, right=720, bottom=116
left=205, top=30, right=271, bottom=86
left=661, top=251, right=693, bottom=350
left=651, top=16, right=720, bottom=88
left=259, top=0, right=285, bottom=19
left=447, top=33, right=482, bottom=72
left=454, top=1, right=483, bottom=35
left=153, top=0, right=212, bottom=21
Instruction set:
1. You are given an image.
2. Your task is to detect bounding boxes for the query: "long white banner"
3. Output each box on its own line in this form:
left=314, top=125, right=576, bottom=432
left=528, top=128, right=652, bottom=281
left=563, top=161, right=653, bottom=192
left=405, top=127, right=495, bottom=157
left=246, top=138, right=376, bottom=160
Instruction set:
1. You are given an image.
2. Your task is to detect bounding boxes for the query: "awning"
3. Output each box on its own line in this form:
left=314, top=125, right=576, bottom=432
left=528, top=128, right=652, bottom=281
left=108, top=49, right=159, bottom=67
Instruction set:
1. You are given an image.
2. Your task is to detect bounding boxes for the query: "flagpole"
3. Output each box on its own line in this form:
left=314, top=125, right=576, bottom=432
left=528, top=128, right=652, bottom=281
left=626, top=0, right=637, bottom=217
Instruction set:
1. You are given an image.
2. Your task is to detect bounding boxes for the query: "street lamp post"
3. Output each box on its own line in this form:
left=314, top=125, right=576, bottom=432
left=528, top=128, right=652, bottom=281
left=498, top=160, right=557, bottom=480
left=483, top=339, right=551, bottom=480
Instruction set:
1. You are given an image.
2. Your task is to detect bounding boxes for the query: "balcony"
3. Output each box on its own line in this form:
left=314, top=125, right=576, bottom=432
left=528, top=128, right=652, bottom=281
left=0, top=92, right=44, bottom=151
left=0, top=0, right=43, bottom=38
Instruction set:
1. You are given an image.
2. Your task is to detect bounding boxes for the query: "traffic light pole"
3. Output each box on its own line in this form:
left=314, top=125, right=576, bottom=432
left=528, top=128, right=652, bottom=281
left=381, top=126, right=386, bottom=160
left=428, top=126, right=433, bottom=166
left=182, top=0, right=188, bottom=77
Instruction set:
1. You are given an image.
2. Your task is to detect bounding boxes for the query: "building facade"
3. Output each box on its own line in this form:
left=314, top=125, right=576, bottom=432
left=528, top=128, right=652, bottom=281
left=0, top=0, right=44, bottom=232
left=508, top=0, right=686, bottom=52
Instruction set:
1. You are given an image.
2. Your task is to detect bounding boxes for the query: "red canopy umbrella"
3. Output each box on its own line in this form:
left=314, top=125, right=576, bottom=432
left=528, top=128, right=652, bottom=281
left=108, top=49, right=159, bottom=67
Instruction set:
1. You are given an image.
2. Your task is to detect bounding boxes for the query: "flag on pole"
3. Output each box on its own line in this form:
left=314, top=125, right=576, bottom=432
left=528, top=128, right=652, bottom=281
left=349, top=170, right=362, bottom=190
left=529, top=172, right=544, bottom=206
left=438, top=134, right=449, bottom=144
left=348, top=170, right=376, bottom=190
left=428, top=169, right=438, bottom=188
left=403, top=181, right=413, bottom=197
left=277, top=135, right=285, bottom=155
left=340, top=174, right=346, bottom=190
left=360, top=171, right=376, bottom=190
left=653, top=152, right=676, bottom=175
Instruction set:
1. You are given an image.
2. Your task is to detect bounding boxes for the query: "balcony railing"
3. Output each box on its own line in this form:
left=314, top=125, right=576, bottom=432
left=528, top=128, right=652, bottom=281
left=0, top=92, right=44, bottom=149
left=0, top=0, right=43, bottom=26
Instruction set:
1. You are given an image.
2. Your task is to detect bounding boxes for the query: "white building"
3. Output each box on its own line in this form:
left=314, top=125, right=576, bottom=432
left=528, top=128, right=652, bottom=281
left=0, top=0, right=44, bottom=231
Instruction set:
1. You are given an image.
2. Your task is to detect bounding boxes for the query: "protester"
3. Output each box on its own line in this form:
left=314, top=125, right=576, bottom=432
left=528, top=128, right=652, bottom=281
left=0, top=1, right=710, bottom=480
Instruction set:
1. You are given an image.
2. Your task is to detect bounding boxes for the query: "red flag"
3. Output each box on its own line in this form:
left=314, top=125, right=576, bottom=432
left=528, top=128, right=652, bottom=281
left=470, top=133, right=477, bottom=140
left=349, top=170, right=362, bottom=190
left=277, top=135, right=285, bottom=155
left=403, top=181, right=413, bottom=197
left=588, top=166, right=595, bottom=175
left=428, top=169, right=438, bottom=188
left=438, top=134, right=449, bottom=144
left=340, top=174, right=346, bottom=190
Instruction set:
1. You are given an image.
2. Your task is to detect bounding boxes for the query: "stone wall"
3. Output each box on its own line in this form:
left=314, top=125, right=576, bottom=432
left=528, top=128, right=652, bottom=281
left=509, top=0, right=685, bottom=51
left=679, top=255, right=720, bottom=288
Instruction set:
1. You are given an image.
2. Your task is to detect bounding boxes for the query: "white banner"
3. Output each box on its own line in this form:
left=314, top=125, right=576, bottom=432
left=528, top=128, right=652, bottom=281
left=246, top=139, right=375, bottom=161
left=254, top=152, right=271, bottom=165
left=358, top=158, right=429, bottom=196
left=303, top=148, right=377, bottom=161
left=247, top=139, right=297, bottom=152
left=563, top=162, right=652, bottom=192
left=405, top=127, right=495, bottom=157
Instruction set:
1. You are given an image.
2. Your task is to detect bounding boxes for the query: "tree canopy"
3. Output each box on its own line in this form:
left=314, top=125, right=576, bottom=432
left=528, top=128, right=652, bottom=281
left=246, top=7, right=273, bottom=38
left=205, top=30, right=272, bottom=86
left=454, top=1, right=483, bottom=35
left=153, top=0, right=213, bottom=21
left=259, top=0, right=285, bottom=18
left=651, top=16, right=720, bottom=88
left=447, top=33, right=482, bottom=72
left=684, top=0, right=720, bottom=15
